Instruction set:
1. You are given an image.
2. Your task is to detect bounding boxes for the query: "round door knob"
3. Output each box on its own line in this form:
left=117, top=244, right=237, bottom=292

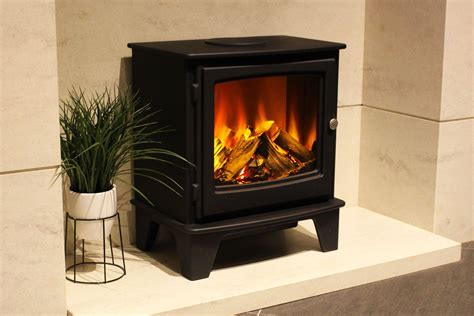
left=329, top=118, right=338, bottom=130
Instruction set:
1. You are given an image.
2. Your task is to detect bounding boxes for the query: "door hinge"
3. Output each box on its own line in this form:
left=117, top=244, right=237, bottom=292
left=191, top=83, right=200, bottom=104
left=191, top=183, right=200, bottom=202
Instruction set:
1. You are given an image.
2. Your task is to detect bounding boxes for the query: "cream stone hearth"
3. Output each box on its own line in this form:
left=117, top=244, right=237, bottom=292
left=66, top=207, right=459, bottom=315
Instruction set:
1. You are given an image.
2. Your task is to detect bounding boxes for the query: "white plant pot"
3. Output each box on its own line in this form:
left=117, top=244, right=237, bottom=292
left=65, top=185, right=117, bottom=240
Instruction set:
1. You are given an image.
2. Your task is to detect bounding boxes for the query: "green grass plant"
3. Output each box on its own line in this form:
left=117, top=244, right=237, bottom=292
left=58, top=87, right=188, bottom=204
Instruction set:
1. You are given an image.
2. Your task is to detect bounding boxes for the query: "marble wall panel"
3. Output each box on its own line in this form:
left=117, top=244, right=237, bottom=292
left=440, top=0, right=473, bottom=120
left=0, top=0, right=61, bottom=172
left=434, top=119, right=473, bottom=242
left=363, top=0, right=446, bottom=120
left=0, top=168, right=66, bottom=315
left=335, top=106, right=361, bottom=206
left=359, top=107, right=439, bottom=231
left=55, top=0, right=365, bottom=105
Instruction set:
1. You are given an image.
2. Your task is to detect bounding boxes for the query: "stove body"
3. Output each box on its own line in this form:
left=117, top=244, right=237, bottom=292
left=128, top=36, right=346, bottom=280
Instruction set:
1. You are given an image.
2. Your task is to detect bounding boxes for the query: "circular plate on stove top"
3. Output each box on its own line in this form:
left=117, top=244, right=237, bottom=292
left=205, top=37, right=267, bottom=47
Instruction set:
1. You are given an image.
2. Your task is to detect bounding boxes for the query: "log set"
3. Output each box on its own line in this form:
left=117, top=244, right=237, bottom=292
left=214, top=121, right=316, bottom=184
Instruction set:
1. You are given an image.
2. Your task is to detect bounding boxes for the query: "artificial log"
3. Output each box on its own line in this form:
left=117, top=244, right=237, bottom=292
left=258, top=133, right=300, bottom=179
left=214, top=121, right=317, bottom=184
left=255, top=120, right=279, bottom=140
left=274, top=129, right=316, bottom=162
left=216, top=134, right=260, bottom=182
left=214, top=138, right=228, bottom=172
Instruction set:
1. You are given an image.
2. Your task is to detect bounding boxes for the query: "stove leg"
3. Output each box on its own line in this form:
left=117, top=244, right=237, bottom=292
left=135, top=208, right=159, bottom=251
left=174, top=233, right=221, bottom=281
left=312, top=209, right=339, bottom=252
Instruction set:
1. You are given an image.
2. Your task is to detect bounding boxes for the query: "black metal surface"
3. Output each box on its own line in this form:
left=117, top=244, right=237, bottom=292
left=205, top=37, right=267, bottom=47
left=133, top=198, right=344, bottom=280
left=64, top=213, right=126, bottom=284
left=128, top=35, right=346, bottom=60
left=131, top=50, right=193, bottom=223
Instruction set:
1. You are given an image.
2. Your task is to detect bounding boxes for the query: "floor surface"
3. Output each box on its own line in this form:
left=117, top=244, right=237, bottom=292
left=244, top=241, right=474, bottom=315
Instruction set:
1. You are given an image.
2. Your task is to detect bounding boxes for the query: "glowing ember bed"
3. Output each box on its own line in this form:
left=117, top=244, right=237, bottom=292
left=128, top=36, right=346, bottom=280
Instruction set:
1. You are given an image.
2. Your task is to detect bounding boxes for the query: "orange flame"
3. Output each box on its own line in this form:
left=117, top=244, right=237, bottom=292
left=214, top=75, right=317, bottom=150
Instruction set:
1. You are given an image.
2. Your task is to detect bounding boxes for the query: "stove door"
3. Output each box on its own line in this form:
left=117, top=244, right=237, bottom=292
left=197, top=59, right=339, bottom=218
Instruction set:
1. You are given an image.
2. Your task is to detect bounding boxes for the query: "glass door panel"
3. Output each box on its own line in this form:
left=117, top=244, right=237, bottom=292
left=213, top=74, right=321, bottom=185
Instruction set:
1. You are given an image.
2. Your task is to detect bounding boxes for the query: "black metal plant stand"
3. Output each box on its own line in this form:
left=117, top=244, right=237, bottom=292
left=65, top=212, right=126, bottom=284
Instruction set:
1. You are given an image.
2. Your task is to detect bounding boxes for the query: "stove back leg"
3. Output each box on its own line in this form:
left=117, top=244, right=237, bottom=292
left=312, top=209, right=339, bottom=252
left=135, top=207, right=159, bottom=251
left=173, top=232, right=221, bottom=281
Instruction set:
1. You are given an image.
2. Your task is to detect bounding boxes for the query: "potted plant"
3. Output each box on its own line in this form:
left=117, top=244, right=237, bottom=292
left=58, top=88, right=187, bottom=240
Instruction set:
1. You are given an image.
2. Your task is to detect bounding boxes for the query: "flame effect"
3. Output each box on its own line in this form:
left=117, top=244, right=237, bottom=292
left=214, top=75, right=317, bottom=151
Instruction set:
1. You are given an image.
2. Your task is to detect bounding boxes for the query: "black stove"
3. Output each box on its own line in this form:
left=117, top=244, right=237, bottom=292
left=128, top=36, right=346, bottom=280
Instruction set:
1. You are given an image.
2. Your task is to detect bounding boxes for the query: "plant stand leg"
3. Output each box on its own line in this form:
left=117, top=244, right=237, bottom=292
left=135, top=208, right=159, bottom=251
left=312, top=209, right=339, bottom=252
left=173, top=232, right=221, bottom=281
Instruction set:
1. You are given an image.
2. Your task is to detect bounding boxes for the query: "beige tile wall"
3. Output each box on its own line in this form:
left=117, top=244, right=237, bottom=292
left=434, top=0, right=473, bottom=240
left=0, top=0, right=61, bottom=172
left=0, top=169, right=66, bottom=315
left=361, top=0, right=473, bottom=242
left=335, top=106, right=361, bottom=206
left=363, top=0, right=446, bottom=121
left=359, top=107, right=439, bottom=231
left=434, top=119, right=473, bottom=241
left=440, top=0, right=473, bottom=120
left=55, top=0, right=366, bottom=243
left=55, top=0, right=365, bottom=105
left=0, top=0, right=66, bottom=314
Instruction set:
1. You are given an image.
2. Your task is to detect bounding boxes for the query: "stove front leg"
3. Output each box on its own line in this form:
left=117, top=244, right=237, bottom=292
left=173, top=232, right=221, bottom=281
left=312, top=209, right=339, bottom=252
